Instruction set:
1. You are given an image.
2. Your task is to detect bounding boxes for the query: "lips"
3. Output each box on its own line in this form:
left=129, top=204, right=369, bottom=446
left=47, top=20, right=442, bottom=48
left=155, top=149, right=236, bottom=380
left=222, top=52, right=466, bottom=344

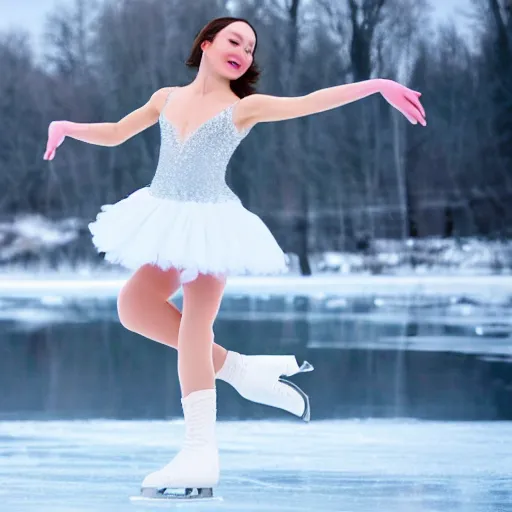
left=226, top=55, right=241, bottom=69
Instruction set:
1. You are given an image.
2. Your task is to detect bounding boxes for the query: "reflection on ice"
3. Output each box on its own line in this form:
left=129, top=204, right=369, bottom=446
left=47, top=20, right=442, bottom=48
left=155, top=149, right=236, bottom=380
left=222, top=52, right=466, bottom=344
left=0, top=277, right=510, bottom=422
left=306, top=336, right=512, bottom=359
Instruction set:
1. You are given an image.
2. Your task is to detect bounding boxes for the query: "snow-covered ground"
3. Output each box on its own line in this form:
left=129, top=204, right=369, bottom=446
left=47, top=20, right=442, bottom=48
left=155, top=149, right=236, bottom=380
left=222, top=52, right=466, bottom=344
left=0, top=419, right=510, bottom=512
left=1, top=213, right=512, bottom=283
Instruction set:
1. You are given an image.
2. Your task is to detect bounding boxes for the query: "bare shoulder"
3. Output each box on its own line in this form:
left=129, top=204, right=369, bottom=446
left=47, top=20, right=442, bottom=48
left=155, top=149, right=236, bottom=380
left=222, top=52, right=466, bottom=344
left=238, top=93, right=313, bottom=125
left=149, top=86, right=179, bottom=113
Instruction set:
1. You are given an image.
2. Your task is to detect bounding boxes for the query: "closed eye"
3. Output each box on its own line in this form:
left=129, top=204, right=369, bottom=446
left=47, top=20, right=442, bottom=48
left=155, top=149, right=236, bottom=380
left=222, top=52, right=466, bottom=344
left=229, top=39, right=253, bottom=55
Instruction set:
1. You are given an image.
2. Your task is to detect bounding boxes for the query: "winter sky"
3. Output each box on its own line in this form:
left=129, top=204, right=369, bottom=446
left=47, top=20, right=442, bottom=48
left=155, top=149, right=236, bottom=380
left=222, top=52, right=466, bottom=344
left=0, top=0, right=475, bottom=47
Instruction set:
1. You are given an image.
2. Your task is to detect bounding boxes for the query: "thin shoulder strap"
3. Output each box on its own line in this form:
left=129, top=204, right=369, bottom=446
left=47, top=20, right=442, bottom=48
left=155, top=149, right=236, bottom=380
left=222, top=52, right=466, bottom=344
left=163, top=86, right=179, bottom=108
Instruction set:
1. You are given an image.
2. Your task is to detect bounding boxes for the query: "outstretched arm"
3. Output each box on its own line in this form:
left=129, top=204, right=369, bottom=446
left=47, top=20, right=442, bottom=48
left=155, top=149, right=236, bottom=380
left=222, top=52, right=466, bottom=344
left=43, top=87, right=173, bottom=160
left=240, top=79, right=426, bottom=128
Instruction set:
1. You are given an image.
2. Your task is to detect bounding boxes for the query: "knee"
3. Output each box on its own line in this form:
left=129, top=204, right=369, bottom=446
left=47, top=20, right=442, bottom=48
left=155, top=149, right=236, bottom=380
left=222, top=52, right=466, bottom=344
left=116, top=265, right=161, bottom=329
left=116, top=282, right=139, bottom=330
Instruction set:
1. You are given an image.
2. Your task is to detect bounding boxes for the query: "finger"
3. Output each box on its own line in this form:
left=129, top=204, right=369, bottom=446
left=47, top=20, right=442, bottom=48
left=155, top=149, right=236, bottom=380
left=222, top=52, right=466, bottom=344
left=404, top=95, right=425, bottom=124
left=44, top=136, right=54, bottom=156
left=396, top=106, right=415, bottom=124
left=44, top=145, right=55, bottom=160
left=408, top=110, right=424, bottom=126
left=401, top=104, right=420, bottom=125
left=407, top=92, right=425, bottom=118
left=404, top=93, right=422, bottom=116
left=387, top=98, right=419, bottom=124
left=412, top=96, right=426, bottom=119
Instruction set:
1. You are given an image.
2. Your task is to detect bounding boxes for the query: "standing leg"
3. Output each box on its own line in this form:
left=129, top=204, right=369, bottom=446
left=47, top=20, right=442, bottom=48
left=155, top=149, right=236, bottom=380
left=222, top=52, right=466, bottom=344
left=177, top=272, right=226, bottom=397
left=140, top=273, right=226, bottom=498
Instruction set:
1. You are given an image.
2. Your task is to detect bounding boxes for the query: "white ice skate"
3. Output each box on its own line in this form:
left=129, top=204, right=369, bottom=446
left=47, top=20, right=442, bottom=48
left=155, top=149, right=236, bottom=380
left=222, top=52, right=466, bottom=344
left=136, top=388, right=220, bottom=502
left=216, top=351, right=314, bottom=421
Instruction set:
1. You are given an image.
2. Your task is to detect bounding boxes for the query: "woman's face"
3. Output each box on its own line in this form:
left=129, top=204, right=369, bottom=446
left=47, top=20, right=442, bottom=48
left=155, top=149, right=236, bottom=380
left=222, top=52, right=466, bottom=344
left=202, top=21, right=256, bottom=79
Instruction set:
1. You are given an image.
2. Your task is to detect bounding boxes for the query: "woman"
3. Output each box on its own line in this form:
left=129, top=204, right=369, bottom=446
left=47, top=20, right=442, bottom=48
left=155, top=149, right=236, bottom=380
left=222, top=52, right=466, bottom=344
left=43, top=16, right=426, bottom=501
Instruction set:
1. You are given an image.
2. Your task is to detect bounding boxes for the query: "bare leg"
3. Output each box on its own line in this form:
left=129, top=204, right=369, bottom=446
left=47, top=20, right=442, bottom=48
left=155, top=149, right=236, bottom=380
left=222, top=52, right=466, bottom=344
left=138, top=269, right=310, bottom=494
left=118, top=263, right=311, bottom=420
left=178, top=272, right=226, bottom=397
left=140, top=271, right=225, bottom=494
left=117, top=264, right=228, bottom=373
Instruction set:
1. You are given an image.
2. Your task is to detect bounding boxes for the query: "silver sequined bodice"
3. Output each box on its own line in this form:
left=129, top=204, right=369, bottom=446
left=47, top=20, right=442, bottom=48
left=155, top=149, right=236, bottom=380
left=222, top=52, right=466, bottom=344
left=149, top=93, right=251, bottom=203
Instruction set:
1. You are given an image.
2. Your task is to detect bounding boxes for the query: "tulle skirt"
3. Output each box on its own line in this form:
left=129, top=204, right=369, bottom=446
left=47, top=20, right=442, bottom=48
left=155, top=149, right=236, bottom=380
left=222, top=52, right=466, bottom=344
left=88, top=187, right=289, bottom=283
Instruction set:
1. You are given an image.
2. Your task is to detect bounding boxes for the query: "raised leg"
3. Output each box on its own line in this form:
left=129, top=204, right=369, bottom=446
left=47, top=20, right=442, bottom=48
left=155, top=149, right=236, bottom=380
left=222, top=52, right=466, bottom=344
left=117, top=263, right=313, bottom=420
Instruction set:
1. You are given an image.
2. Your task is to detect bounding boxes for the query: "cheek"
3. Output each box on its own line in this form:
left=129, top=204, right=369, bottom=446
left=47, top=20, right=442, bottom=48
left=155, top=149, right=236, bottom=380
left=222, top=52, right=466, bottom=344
left=217, top=50, right=232, bottom=65
left=212, top=53, right=228, bottom=70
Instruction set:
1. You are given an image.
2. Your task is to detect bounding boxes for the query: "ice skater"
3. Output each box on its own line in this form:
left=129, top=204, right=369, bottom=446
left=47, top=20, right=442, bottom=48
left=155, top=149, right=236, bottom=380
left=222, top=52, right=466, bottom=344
left=43, top=16, right=426, bottom=502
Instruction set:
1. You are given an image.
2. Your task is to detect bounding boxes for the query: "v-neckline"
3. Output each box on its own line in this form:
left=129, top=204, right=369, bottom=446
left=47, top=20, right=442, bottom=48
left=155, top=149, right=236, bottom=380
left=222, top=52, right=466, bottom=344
left=160, top=92, right=240, bottom=146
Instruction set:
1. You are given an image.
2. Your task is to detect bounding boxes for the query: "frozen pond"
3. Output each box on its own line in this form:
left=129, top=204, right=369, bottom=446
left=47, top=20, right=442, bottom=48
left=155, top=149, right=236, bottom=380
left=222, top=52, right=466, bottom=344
left=1, top=276, right=511, bottom=421
left=1, top=275, right=511, bottom=510
left=1, top=419, right=511, bottom=512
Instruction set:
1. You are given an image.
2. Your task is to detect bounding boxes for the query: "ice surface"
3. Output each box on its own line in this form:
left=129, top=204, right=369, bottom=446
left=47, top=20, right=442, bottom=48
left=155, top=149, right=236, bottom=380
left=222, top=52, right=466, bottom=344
left=0, top=419, right=511, bottom=512
left=0, top=274, right=511, bottom=510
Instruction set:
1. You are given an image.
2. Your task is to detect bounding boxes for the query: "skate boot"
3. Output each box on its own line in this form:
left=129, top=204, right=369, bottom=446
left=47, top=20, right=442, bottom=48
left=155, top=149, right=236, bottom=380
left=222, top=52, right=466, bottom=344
left=216, top=351, right=314, bottom=421
left=139, top=388, right=219, bottom=501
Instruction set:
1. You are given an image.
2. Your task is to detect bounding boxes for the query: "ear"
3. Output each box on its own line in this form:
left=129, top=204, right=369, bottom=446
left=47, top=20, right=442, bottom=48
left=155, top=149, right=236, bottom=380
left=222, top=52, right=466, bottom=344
left=201, top=40, right=211, bottom=52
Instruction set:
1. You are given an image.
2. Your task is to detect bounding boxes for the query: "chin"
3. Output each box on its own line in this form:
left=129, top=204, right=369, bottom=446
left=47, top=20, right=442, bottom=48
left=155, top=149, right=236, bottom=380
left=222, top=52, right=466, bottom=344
left=219, top=65, right=244, bottom=78
left=224, top=72, right=241, bottom=80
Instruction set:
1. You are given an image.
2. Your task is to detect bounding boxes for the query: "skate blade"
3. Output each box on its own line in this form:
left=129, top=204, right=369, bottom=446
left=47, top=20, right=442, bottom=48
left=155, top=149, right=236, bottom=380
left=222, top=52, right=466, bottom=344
left=277, top=357, right=314, bottom=378
left=278, top=377, right=311, bottom=422
left=130, top=496, right=223, bottom=507
left=298, top=360, right=314, bottom=373
left=131, top=487, right=222, bottom=504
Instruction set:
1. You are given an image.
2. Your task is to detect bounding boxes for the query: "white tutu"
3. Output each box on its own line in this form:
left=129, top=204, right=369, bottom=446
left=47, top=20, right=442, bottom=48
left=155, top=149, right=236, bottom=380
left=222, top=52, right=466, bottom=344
left=88, top=187, right=289, bottom=283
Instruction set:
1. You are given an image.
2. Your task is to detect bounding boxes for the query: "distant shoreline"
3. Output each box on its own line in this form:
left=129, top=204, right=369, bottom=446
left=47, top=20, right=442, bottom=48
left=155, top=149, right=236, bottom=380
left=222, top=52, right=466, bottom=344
left=0, top=273, right=511, bottom=298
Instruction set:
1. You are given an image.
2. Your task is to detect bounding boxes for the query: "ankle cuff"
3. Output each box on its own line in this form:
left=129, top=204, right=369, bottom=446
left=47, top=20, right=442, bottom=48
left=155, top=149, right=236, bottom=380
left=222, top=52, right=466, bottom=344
left=215, top=350, right=241, bottom=383
left=181, top=388, right=216, bottom=406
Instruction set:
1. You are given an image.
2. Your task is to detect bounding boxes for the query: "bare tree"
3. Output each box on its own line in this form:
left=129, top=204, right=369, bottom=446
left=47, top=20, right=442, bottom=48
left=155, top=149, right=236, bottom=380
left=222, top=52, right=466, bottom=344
left=1, top=0, right=511, bottom=270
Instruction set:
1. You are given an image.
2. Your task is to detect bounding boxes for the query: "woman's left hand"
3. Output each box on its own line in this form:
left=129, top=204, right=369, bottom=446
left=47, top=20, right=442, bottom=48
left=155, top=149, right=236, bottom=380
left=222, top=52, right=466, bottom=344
left=379, top=79, right=426, bottom=126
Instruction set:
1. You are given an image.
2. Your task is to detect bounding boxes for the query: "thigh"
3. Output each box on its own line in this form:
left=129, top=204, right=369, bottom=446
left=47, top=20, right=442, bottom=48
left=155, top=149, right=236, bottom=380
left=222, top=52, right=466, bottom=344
left=119, top=263, right=182, bottom=301
left=181, top=272, right=227, bottom=322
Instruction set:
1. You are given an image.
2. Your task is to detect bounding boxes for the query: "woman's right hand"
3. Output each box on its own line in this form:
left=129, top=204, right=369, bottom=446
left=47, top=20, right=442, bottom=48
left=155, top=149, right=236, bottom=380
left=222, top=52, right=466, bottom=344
left=43, top=121, right=70, bottom=160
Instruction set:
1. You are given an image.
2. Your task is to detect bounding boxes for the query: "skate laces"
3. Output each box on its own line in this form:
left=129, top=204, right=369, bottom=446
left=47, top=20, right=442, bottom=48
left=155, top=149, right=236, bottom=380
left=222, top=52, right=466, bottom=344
left=216, top=351, right=243, bottom=385
left=183, top=399, right=217, bottom=450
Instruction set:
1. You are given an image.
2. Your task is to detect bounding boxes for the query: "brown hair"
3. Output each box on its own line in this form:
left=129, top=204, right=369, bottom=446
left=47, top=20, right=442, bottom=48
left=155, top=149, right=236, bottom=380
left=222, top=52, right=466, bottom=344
left=185, top=17, right=261, bottom=99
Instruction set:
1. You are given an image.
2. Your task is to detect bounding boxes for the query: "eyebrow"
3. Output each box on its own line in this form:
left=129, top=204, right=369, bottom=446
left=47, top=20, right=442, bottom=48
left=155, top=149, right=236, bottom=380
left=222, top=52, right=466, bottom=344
left=228, top=30, right=255, bottom=48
